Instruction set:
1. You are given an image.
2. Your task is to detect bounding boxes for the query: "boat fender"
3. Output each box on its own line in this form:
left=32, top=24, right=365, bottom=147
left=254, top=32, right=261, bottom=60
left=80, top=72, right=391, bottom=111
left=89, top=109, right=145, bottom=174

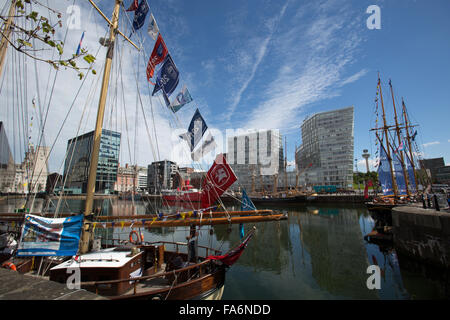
left=129, top=230, right=143, bottom=244
left=151, top=294, right=162, bottom=300
left=2, top=262, right=17, bottom=271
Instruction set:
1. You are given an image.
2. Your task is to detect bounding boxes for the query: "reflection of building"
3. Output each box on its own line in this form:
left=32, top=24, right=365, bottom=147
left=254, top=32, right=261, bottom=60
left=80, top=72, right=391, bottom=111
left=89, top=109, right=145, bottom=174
left=227, top=129, right=284, bottom=192
left=298, top=208, right=377, bottom=299
left=63, top=129, right=121, bottom=193
left=147, top=160, right=178, bottom=193
left=295, top=106, right=354, bottom=188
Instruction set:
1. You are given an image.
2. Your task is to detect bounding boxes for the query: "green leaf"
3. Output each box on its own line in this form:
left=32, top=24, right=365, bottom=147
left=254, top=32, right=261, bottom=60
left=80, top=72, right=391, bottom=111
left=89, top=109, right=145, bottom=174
left=47, top=40, right=56, bottom=47
left=83, top=54, right=96, bottom=64
left=56, top=43, right=63, bottom=55
left=17, top=39, right=32, bottom=47
left=92, top=69, right=97, bottom=75
left=78, top=72, right=84, bottom=80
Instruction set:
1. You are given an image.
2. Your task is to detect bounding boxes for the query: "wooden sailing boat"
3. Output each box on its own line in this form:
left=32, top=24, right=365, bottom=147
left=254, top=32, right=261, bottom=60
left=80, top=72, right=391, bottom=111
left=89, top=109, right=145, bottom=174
left=1, top=0, right=286, bottom=299
left=365, top=74, right=420, bottom=214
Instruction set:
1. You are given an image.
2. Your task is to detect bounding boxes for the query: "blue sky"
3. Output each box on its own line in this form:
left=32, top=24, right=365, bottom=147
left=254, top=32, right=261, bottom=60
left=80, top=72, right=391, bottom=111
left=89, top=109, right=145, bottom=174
left=137, top=0, right=450, bottom=169
left=1, top=0, right=449, bottom=173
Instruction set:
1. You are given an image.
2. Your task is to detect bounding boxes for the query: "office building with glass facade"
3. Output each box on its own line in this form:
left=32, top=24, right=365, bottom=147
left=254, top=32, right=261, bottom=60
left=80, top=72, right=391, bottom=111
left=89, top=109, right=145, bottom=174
left=63, top=129, right=121, bottom=193
left=295, top=106, right=354, bottom=188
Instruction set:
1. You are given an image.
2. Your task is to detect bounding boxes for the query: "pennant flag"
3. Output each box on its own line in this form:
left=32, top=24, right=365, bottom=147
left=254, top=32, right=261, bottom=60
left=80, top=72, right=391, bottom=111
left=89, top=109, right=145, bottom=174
left=411, top=130, right=418, bottom=141
left=147, top=13, right=159, bottom=40
left=200, top=154, right=237, bottom=208
left=169, top=84, right=193, bottom=113
left=126, top=0, right=139, bottom=11
left=121, top=221, right=125, bottom=230
left=17, top=214, right=83, bottom=257
left=146, top=33, right=168, bottom=80
left=241, top=189, right=256, bottom=211
left=206, top=229, right=255, bottom=267
left=132, top=0, right=149, bottom=31
left=191, top=132, right=216, bottom=161
left=179, top=108, right=208, bottom=152
left=152, top=54, right=179, bottom=97
left=76, top=31, right=85, bottom=56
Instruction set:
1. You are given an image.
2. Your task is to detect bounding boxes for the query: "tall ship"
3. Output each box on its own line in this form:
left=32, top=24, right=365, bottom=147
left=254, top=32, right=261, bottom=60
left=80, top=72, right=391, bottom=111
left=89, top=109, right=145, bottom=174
left=0, top=0, right=286, bottom=300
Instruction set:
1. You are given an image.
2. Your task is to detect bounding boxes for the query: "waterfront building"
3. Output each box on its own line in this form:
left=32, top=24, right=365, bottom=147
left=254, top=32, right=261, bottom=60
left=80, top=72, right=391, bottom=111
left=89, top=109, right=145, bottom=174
left=419, top=157, right=445, bottom=183
left=63, top=129, right=121, bottom=194
left=227, top=129, right=284, bottom=192
left=295, top=106, right=354, bottom=189
left=114, top=164, right=137, bottom=193
left=46, top=172, right=61, bottom=194
left=147, top=160, right=179, bottom=193
left=137, top=166, right=148, bottom=191
left=436, top=166, right=450, bottom=185
left=0, top=121, right=15, bottom=192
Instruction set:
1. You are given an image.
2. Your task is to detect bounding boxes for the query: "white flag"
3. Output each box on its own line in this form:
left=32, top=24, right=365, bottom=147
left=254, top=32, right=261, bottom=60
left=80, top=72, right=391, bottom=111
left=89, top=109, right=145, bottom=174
left=191, top=133, right=216, bottom=161
left=147, top=13, right=159, bottom=40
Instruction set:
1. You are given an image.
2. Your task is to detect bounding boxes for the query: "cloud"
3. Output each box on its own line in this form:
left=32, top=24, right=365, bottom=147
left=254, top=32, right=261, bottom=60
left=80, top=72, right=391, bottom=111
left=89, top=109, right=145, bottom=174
left=228, top=0, right=365, bottom=131
left=422, top=141, right=440, bottom=148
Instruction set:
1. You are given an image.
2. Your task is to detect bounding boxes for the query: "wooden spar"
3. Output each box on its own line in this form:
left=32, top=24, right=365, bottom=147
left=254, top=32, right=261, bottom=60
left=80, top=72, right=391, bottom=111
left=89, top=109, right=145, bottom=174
left=378, top=74, right=399, bottom=198
left=0, top=0, right=16, bottom=79
left=80, top=0, right=121, bottom=254
left=401, top=98, right=419, bottom=190
left=87, top=0, right=139, bottom=50
left=94, top=213, right=287, bottom=228
left=389, top=80, right=411, bottom=197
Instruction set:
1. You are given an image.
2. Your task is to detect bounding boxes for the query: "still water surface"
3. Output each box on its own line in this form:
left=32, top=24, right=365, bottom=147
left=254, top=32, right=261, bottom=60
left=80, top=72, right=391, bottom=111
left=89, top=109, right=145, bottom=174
left=1, top=197, right=449, bottom=299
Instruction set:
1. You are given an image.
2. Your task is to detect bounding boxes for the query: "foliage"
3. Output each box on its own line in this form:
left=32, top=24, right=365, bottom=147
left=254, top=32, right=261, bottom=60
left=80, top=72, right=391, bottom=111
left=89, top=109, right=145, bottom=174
left=0, top=0, right=96, bottom=79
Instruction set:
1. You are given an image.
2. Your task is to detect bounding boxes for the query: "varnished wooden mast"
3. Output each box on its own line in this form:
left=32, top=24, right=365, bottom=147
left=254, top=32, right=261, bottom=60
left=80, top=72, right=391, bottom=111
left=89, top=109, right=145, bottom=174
left=389, top=80, right=410, bottom=197
left=378, top=74, right=399, bottom=198
left=80, top=0, right=121, bottom=254
left=0, top=0, right=16, bottom=80
left=401, top=98, right=418, bottom=191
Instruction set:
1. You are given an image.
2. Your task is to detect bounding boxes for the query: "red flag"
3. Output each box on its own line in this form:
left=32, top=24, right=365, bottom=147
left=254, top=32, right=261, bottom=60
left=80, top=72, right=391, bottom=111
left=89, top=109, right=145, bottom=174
left=207, top=230, right=254, bottom=266
left=200, top=154, right=237, bottom=208
left=126, top=0, right=139, bottom=12
left=146, top=34, right=168, bottom=81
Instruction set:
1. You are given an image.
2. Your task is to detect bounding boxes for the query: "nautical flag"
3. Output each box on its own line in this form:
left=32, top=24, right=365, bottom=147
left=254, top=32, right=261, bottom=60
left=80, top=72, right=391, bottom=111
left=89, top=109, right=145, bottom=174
left=76, top=31, right=85, bottom=56
left=126, top=0, right=139, bottom=11
left=200, top=154, right=237, bottom=208
left=147, top=13, right=159, bottom=40
left=411, top=130, right=418, bottom=141
left=191, top=132, right=216, bottom=161
left=241, top=189, right=256, bottom=211
left=147, top=34, right=168, bottom=80
left=152, top=54, right=179, bottom=96
left=17, top=214, right=84, bottom=257
left=169, top=84, right=193, bottom=113
left=132, top=0, right=149, bottom=31
left=206, top=229, right=255, bottom=267
left=239, top=189, right=256, bottom=239
left=179, top=108, right=208, bottom=152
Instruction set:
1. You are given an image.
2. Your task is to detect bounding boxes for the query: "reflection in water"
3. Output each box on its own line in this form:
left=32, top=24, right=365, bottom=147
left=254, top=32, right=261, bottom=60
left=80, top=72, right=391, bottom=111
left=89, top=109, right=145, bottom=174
left=1, top=197, right=449, bottom=299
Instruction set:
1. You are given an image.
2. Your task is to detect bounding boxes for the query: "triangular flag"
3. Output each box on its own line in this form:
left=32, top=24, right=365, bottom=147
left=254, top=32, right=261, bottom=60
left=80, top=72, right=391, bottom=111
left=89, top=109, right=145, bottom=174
left=147, top=13, right=159, bottom=40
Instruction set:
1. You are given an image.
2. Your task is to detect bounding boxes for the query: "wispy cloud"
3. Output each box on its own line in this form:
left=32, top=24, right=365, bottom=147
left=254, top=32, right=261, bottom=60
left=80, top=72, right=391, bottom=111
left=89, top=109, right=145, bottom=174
left=422, top=141, right=440, bottom=148
left=240, top=1, right=364, bottom=130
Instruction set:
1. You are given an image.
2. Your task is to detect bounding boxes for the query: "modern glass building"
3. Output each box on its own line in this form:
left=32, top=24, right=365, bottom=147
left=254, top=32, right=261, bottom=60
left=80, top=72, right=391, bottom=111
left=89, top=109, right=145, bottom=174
left=295, top=106, right=354, bottom=189
left=63, top=129, right=121, bottom=193
left=147, top=160, right=179, bottom=193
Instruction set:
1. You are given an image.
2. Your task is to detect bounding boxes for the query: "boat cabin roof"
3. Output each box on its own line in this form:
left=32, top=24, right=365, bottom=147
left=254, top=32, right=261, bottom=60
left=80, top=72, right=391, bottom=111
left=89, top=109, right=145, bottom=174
left=50, top=247, right=141, bottom=270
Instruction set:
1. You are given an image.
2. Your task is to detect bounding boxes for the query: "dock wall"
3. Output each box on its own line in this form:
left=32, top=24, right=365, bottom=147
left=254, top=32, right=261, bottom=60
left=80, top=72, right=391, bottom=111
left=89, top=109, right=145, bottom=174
left=392, top=206, right=450, bottom=269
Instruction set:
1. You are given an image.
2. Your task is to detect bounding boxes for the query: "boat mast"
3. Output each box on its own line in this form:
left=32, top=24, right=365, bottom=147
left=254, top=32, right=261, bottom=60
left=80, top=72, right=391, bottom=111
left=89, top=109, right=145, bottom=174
left=389, top=79, right=410, bottom=197
left=0, top=0, right=16, bottom=80
left=80, top=0, right=121, bottom=254
left=401, top=98, right=418, bottom=191
left=378, top=74, right=399, bottom=198
left=284, top=136, right=288, bottom=192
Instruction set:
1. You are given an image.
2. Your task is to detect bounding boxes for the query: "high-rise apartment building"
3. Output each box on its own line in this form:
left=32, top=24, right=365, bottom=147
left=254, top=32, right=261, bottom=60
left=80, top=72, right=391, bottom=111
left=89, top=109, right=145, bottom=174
left=227, top=129, right=284, bottom=192
left=147, top=160, right=179, bottom=193
left=63, top=129, right=121, bottom=193
left=295, top=106, right=354, bottom=188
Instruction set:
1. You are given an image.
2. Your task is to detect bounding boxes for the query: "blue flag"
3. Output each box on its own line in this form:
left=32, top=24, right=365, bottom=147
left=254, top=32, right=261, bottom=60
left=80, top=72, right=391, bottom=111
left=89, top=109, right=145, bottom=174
left=241, top=189, right=256, bottom=211
left=132, top=0, right=149, bottom=31
left=17, top=214, right=84, bottom=256
left=75, top=31, right=85, bottom=56
left=169, top=85, right=193, bottom=113
left=179, top=108, right=208, bottom=151
left=152, top=54, right=180, bottom=97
